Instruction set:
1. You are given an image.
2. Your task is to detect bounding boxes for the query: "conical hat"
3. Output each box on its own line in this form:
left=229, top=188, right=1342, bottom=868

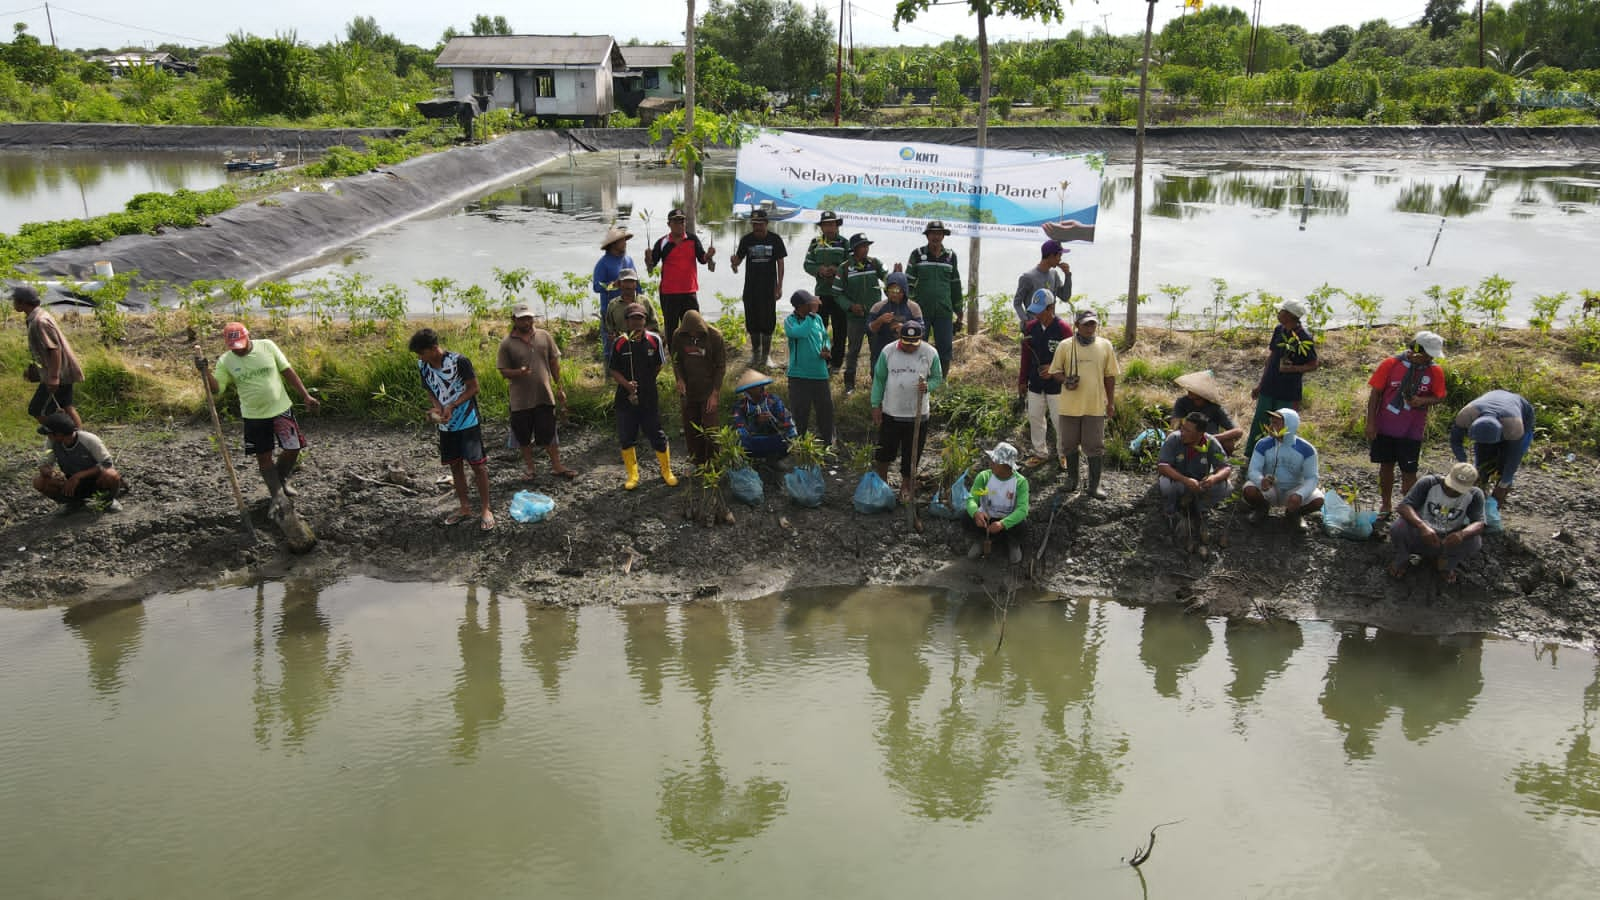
left=735, top=369, right=772, bottom=392
left=1175, top=369, right=1225, bottom=404
left=599, top=224, right=632, bottom=249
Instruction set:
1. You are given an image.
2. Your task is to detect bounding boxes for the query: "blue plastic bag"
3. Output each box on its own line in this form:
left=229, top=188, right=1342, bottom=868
left=728, top=466, right=764, bottom=506
left=928, top=472, right=970, bottom=519
left=1484, top=496, right=1503, bottom=534
left=509, top=490, right=555, bottom=524
left=783, top=465, right=826, bottom=508
left=852, top=471, right=898, bottom=514
left=1321, top=491, right=1375, bottom=541
left=1129, top=427, right=1165, bottom=454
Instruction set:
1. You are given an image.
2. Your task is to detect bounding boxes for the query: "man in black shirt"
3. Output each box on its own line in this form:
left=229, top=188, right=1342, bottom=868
left=1170, top=369, right=1244, bottom=456
left=730, top=208, right=787, bottom=370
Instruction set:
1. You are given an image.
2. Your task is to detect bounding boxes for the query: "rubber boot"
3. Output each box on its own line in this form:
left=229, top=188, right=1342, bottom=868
left=1064, top=452, right=1080, bottom=493
left=749, top=335, right=762, bottom=369
left=275, top=454, right=299, bottom=497
left=656, top=448, right=679, bottom=487
left=622, top=447, right=641, bottom=491
left=761, top=333, right=775, bottom=370
left=1086, top=456, right=1108, bottom=500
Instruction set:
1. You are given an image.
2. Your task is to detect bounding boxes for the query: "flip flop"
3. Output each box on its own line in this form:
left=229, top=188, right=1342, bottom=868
left=522, top=469, right=538, bottom=481
left=441, top=511, right=472, bottom=526
left=551, top=468, right=578, bottom=480
left=1386, top=563, right=1409, bottom=580
left=480, top=512, right=497, bottom=532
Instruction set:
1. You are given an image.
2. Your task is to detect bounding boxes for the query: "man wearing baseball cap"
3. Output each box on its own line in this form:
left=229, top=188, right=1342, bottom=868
left=730, top=207, right=787, bottom=370
left=198, top=321, right=320, bottom=504
left=803, top=210, right=850, bottom=371
left=1048, top=309, right=1119, bottom=498
left=1245, top=298, right=1320, bottom=458
left=870, top=317, right=944, bottom=503
left=12, top=284, right=85, bottom=428
left=593, top=223, right=636, bottom=359
left=1449, top=389, right=1536, bottom=503
left=1364, top=331, right=1448, bottom=515
left=602, top=268, right=660, bottom=348
left=905, top=220, right=964, bottom=374
left=644, top=208, right=714, bottom=349
left=784, top=290, right=835, bottom=445
left=496, top=302, right=574, bottom=481
left=31, top=410, right=124, bottom=513
left=1012, top=239, right=1073, bottom=330
left=1389, top=461, right=1487, bottom=584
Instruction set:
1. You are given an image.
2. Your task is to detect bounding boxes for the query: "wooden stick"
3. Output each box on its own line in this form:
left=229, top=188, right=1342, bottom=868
left=195, top=348, right=256, bottom=542
left=907, top=379, right=925, bottom=533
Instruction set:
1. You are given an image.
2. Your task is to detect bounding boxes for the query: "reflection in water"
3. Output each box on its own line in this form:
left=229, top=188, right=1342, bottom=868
left=451, top=586, right=505, bottom=759
left=251, top=580, right=353, bottom=749
left=1224, top=618, right=1304, bottom=723
left=658, top=603, right=788, bottom=857
left=1319, top=627, right=1483, bottom=760
left=1149, top=170, right=1350, bottom=220
left=1513, top=653, right=1600, bottom=819
left=62, top=596, right=146, bottom=696
left=522, top=603, right=578, bottom=697
left=623, top=603, right=672, bottom=704
left=0, top=150, right=229, bottom=233
left=1394, top=176, right=1495, bottom=217
left=1140, top=604, right=1214, bottom=699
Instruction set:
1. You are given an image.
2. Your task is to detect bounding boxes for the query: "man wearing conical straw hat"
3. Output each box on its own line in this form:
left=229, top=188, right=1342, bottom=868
left=732, top=369, right=796, bottom=461
left=1171, top=369, right=1243, bottom=456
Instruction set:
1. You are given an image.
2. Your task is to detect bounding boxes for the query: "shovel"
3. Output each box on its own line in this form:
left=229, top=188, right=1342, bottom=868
left=195, top=347, right=256, bottom=543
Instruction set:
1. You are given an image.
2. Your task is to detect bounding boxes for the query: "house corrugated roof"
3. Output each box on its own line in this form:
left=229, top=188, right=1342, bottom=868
left=620, top=45, right=683, bottom=69
left=435, top=35, right=618, bottom=68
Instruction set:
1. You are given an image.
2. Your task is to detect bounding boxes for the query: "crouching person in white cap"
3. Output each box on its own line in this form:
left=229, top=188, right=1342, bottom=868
left=965, top=441, right=1031, bottom=564
left=1388, top=462, right=1486, bottom=584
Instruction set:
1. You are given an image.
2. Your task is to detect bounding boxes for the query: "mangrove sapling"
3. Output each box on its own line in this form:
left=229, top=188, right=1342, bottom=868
left=91, top=273, right=134, bottom=346
left=1529, top=292, right=1568, bottom=336
left=494, top=266, right=533, bottom=319
left=1302, top=283, right=1341, bottom=332
left=981, top=294, right=1018, bottom=339
left=418, top=277, right=457, bottom=322
left=459, top=284, right=494, bottom=331
left=1241, top=290, right=1280, bottom=335
left=1469, top=274, right=1514, bottom=341
left=687, top=426, right=749, bottom=526
left=1346, top=292, right=1382, bottom=344
left=1426, top=284, right=1470, bottom=341
left=371, top=283, right=408, bottom=336
left=1157, top=282, right=1191, bottom=330
left=254, top=280, right=301, bottom=335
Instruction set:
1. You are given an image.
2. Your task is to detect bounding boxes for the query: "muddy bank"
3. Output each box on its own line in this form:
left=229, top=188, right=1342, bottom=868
left=21, top=130, right=576, bottom=299
left=0, top=123, right=406, bottom=152
left=568, top=124, right=1600, bottom=156
left=3, top=416, right=1595, bottom=644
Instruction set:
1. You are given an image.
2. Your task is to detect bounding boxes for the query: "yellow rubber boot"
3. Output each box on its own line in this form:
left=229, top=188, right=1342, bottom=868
left=655, top=448, right=679, bottom=487
left=622, top=447, right=641, bottom=490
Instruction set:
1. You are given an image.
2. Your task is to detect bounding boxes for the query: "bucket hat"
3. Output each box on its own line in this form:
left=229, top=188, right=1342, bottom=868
left=1445, top=462, right=1479, bottom=494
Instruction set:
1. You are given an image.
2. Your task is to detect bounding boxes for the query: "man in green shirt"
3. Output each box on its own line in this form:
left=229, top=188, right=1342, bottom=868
left=832, top=232, right=889, bottom=394
left=803, top=210, right=851, bottom=373
left=199, top=321, right=320, bottom=502
left=905, top=220, right=964, bottom=375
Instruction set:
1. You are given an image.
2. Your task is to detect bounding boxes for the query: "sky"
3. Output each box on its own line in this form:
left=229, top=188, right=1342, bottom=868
left=7, top=1, right=1437, bottom=52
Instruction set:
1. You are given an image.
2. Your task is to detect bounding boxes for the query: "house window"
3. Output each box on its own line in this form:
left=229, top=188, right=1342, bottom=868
left=473, top=70, right=496, bottom=95
left=643, top=69, right=660, bottom=90
left=534, top=71, right=556, bottom=98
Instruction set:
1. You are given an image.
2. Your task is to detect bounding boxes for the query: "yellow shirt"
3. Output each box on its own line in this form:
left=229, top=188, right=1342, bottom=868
left=1049, top=336, right=1119, bottom=417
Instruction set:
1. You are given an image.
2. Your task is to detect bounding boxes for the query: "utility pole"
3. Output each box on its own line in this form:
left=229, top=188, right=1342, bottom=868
left=1246, top=0, right=1263, bottom=77
left=44, top=2, right=58, bottom=49
left=1477, top=0, right=1485, bottom=68
left=834, top=0, right=845, bottom=126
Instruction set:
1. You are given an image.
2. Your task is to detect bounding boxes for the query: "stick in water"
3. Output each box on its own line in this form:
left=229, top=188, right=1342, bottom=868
left=1126, top=820, right=1184, bottom=868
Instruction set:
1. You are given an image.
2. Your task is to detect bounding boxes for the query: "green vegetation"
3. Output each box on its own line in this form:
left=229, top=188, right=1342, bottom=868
left=0, top=187, right=238, bottom=272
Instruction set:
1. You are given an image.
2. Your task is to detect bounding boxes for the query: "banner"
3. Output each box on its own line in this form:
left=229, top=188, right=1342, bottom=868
left=733, top=130, right=1104, bottom=243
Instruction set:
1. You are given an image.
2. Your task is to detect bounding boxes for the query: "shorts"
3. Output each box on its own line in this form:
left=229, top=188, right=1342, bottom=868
left=1369, top=434, right=1422, bottom=472
left=1256, top=484, right=1325, bottom=508
left=28, top=382, right=76, bottom=418
left=48, top=475, right=103, bottom=504
left=510, top=405, right=558, bottom=448
left=243, top=411, right=307, bottom=456
left=439, top=425, right=486, bottom=465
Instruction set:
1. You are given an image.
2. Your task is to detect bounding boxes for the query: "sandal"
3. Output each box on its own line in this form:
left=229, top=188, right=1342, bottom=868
left=441, top=511, right=472, bottom=526
left=551, top=467, right=578, bottom=480
left=480, top=512, right=497, bottom=532
left=1386, top=562, right=1409, bottom=580
left=1442, top=569, right=1459, bottom=585
left=522, top=469, right=538, bottom=481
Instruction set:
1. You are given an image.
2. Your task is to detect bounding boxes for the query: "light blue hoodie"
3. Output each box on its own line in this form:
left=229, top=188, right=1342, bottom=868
left=1247, top=407, right=1319, bottom=498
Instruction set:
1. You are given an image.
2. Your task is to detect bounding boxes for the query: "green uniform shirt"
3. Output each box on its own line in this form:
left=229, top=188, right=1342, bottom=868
left=832, top=256, right=887, bottom=319
left=803, top=235, right=850, bottom=297
left=905, top=245, right=963, bottom=320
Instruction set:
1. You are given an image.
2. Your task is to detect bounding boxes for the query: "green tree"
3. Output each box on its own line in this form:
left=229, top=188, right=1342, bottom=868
left=697, top=0, right=833, bottom=96
left=1419, top=0, right=1467, bottom=39
left=2, top=23, right=68, bottom=85
left=223, top=32, right=318, bottom=117
left=470, top=15, right=513, bottom=36
left=670, top=45, right=763, bottom=112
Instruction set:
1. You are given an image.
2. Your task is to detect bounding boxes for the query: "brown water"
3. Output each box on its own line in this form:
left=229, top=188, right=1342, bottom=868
left=0, top=580, right=1596, bottom=899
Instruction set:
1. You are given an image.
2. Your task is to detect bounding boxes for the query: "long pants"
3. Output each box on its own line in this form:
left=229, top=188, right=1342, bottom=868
left=1057, top=414, right=1107, bottom=457
left=928, top=315, right=955, bottom=375
left=599, top=295, right=616, bottom=360
left=616, top=404, right=668, bottom=452
left=1475, top=429, right=1535, bottom=488
left=742, top=434, right=790, bottom=459
left=1245, top=393, right=1299, bottom=459
left=1390, top=517, right=1483, bottom=574
left=1026, top=390, right=1061, bottom=458
left=681, top=396, right=717, bottom=465
left=966, top=514, right=1028, bottom=552
left=789, top=377, right=834, bottom=445
left=841, top=317, right=869, bottom=390
left=1158, top=475, right=1231, bottom=514
left=661, top=292, right=698, bottom=350
left=818, top=296, right=847, bottom=367
left=876, top=414, right=929, bottom=480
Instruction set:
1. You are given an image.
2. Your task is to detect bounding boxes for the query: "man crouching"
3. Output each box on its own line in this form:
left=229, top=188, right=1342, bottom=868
left=33, top=412, right=123, bottom=512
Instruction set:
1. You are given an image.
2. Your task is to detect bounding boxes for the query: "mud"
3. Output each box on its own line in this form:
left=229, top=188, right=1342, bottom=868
left=3, top=412, right=1596, bottom=645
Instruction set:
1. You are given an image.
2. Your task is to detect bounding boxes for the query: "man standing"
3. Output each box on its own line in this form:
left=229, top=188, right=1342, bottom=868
left=1243, top=408, right=1324, bottom=532
left=609, top=303, right=677, bottom=490
left=905, top=220, right=964, bottom=375
left=866, top=271, right=921, bottom=367
left=1450, top=389, right=1535, bottom=503
left=603, top=269, right=660, bottom=340
left=671, top=309, right=728, bottom=466
left=644, top=208, right=714, bottom=349
left=833, top=232, right=889, bottom=395
left=1364, top=331, right=1448, bottom=515
left=1049, top=310, right=1119, bottom=499
left=1156, top=411, right=1234, bottom=553
left=32, top=411, right=123, bottom=512
left=14, top=285, right=84, bottom=428
left=1388, top=462, right=1487, bottom=584
left=729, top=209, right=786, bottom=369
left=1245, top=298, right=1319, bottom=458
left=1012, top=240, right=1073, bottom=329
left=785, top=290, right=834, bottom=446
left=409, top=328, right=494, bottom=531
left=592, top=224, right=635, bottom=360
left=200, top=321, right=319, bottom=504
left=1021, top=291, right=1071, bottom=467
left=871, top=319, right=944, bottom=503
left=496, top=303, right=575, bottom=481
left=803, top=210, right=851, bottom=371
left=965, top=441, right=1031, bottom=564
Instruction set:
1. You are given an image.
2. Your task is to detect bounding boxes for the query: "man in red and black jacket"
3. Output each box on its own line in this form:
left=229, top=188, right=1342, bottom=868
left=644, top=207, right=716, bottom=348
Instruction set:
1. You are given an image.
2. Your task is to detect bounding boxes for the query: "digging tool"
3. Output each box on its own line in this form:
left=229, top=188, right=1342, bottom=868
left=194, top=347, right=256, bottom=543
left=907, top=377, right=926, bottom=533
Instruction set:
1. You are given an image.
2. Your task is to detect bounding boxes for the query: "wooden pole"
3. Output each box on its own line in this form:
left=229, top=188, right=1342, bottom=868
left=196, top=351, right=257, bottom=542
left=1125, top=0, right=1157, bottom=349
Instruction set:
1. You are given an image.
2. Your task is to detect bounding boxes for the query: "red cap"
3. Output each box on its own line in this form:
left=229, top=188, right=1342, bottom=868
left=223, top=322, right=250, bottom=350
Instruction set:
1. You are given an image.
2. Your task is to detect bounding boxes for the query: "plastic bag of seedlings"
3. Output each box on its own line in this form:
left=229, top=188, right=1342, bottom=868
left=927, top=472, right=970, bottom=519
left=1484, top=497, right=1504, bottom=534
left=509, top=491, right=556, bottom=523
left=853, top=472, right=898, bottom=514
left=728, top=466, right=764, bottom=506
left=783, top=465, right=826, bottom=508
left=1321, top=491, right=1375, bottom=541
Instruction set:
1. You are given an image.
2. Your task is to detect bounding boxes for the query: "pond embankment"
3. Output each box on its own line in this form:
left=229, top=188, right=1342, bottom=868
left=0, top=123, right=406, bottom=152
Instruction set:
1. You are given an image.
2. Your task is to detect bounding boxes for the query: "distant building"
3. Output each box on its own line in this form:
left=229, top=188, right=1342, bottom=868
left=613, top=44, right=684, bottom=116
left=433, top=35, right=624, bottom=126
left=89, top=52, right=197, bottom=77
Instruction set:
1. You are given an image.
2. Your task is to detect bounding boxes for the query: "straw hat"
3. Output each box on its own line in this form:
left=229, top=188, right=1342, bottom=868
left=600, top=224, right=632, bottom=249
left=1174, top=370, right=1225, bottom=404
left=735, top=369, right=773, bottom=392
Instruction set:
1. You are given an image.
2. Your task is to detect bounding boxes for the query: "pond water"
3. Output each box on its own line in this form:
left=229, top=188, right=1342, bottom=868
left=2, top=579, right=1596, bottom=899
left=0, top=151, right=236, bottom=235
left=288, top=151, right=1600, bottom=325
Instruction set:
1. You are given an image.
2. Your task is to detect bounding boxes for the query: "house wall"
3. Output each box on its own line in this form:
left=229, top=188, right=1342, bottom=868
left=529, top=64, right=616, bottom=118
left=643, top=67, right=683, bottom=99
left=450, top=69, right=515, bottom=110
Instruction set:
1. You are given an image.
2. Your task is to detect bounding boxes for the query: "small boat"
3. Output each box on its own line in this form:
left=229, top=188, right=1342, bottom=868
left=224, top=153, right=284, bottom=172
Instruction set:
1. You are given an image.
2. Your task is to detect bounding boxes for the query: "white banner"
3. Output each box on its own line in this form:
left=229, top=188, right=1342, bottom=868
left=733, top=130, right=1103, bottom=243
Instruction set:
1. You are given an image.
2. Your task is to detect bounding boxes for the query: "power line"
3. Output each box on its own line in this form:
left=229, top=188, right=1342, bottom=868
left=0, top=5, right=45, bottom=17
left=47, top=4, right=222, bottom=47
left=850, top=2, right=959, bottom=43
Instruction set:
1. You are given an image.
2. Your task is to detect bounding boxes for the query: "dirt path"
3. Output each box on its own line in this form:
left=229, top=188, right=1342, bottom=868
left=4, top=416, right=1595, bottom=644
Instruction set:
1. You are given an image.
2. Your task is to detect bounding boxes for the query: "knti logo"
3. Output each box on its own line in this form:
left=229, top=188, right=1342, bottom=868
left=898, top=146, right=939, bottom=163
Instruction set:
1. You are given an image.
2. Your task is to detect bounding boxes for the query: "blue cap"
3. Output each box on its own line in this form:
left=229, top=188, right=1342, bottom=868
left=1027, top=289, right=1054, bottom=315
left=900, top=319, right=926, bottom=339
left=1469, top=415, right=1503, bottom=444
